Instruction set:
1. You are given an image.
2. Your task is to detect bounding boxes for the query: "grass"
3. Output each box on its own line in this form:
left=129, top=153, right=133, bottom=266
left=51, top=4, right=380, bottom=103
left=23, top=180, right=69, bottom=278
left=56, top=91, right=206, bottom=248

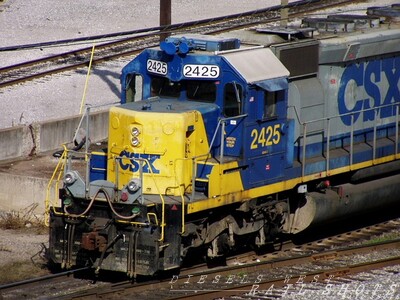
left=0, top=261, right=50, bottom=285
left=0, top=204, right=50, bottom=284
left=364, top=232, right=400, bottom=245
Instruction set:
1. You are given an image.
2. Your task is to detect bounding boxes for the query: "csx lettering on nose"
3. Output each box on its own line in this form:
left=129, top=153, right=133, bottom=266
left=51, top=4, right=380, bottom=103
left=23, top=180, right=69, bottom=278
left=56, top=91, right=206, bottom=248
left=119, top=150, right=160, bottom=174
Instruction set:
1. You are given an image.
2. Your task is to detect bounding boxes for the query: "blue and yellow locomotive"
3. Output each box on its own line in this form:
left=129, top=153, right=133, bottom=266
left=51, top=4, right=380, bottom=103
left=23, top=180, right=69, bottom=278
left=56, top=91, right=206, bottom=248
left=48, top=12, right=400, bottom=277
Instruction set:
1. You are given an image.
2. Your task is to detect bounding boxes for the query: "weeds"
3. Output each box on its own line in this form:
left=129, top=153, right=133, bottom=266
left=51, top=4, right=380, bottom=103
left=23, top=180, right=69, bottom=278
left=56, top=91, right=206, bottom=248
left=0, top=260, right=50, bottom=284
left=0, top=204, right=49, bottom=284
left=0, top=203, right=47, bottom=233
left=365, top=232, right=400, bottom=245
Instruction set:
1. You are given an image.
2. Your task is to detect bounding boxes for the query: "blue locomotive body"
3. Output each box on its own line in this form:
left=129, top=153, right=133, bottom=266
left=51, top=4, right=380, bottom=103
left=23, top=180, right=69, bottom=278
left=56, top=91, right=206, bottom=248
left=48, top=10, right=400, bottom=277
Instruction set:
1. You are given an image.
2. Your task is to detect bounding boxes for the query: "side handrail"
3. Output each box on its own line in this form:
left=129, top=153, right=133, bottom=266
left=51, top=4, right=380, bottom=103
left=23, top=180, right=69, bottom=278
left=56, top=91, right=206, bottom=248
left=288, top=102, right=400, bottom=179
left=44, top=145, right=68, bottom=226
left=190, top=114, right=248, bottom=201
left=208, top=114, right=248, bottom=161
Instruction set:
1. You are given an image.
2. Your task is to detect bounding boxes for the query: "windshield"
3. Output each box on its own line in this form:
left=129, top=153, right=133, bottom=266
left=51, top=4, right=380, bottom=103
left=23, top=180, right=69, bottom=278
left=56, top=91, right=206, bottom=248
left=151, top=77, right=216, bottom=103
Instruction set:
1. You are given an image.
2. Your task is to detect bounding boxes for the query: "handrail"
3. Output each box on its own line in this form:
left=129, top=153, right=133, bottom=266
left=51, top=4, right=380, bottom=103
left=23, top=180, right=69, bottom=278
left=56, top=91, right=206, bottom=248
left=208, top=114, right=248, bottom=156
left=289, top=102, right=400, bottom=128
left=115, top=155, right=166, bottom=242
left=178, top=184, right=185, bottom=234
left=191, top=113, right=248, bottom=201
left=44, top=145, right=68, bottom=226
left=288, top=102, right=400, bottom=179
left=171, top=157, right=188, bottom=234
left=45, top=146, right=100, bottom=226
left=191, top=153, right=210, bottom=202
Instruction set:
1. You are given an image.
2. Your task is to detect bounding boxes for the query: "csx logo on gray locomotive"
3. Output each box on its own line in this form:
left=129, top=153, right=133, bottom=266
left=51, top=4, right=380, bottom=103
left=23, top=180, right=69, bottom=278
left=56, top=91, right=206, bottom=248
left=338, top=57, right=400, bottom=126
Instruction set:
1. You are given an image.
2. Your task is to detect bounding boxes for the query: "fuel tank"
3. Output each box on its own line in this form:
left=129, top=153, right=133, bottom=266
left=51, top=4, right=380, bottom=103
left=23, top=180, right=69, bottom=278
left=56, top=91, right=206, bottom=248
left=288, top=173, right=400, bottom=234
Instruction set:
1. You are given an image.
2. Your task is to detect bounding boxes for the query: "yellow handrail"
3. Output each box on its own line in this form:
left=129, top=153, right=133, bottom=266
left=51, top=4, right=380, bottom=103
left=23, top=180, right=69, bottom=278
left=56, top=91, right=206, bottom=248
left=79, top=44, right=95, bottom=114
left=122, top=156, right=166, bottom=242
left=46, top=151, right=168, bottom=242
left=179, top=186, right=185, bottom=234
left=142, top=158, right=166, bottom=242
left=44, top=145, right=68, bottom=226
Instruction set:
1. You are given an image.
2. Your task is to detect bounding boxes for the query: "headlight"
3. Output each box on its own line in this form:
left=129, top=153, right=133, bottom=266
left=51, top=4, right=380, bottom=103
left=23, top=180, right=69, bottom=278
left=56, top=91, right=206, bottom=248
left=127, top=178, right=141, bottom=193
left=131, top=137, right=140, bottom=147
left=64, top=171, right=77, bottom=185
left=131, top=127, right=140, bottom=136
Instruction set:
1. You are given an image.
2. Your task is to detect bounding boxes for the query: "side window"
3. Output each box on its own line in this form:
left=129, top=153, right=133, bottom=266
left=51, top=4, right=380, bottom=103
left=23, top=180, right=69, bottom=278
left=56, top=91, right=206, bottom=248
left=264, top=91, right=277, bottom=118
left=224, top=82, right=242, bottom=117
left=125, top=74, right=143, bottom=103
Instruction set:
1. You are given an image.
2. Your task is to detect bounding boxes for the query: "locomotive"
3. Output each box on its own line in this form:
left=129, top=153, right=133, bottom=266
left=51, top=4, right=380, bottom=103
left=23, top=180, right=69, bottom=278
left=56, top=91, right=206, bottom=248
left=47, top=7, right=400, bottom=277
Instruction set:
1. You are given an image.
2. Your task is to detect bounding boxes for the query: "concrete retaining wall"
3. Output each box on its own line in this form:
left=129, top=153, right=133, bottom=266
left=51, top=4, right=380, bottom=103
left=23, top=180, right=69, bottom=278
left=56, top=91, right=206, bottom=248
left=0, top=125, right=34, bottom=160
left=0, top=173, right=51, bottom=214
left=0, top=110, right=109, bottom=214
left=0, top=110, right=109, bottom=161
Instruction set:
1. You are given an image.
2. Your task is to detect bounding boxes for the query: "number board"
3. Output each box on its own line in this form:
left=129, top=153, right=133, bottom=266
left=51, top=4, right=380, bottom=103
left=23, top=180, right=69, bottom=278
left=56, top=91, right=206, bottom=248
left=183, top=64, right=220, bottom=79
left=147, top=59, right=167, bottom=75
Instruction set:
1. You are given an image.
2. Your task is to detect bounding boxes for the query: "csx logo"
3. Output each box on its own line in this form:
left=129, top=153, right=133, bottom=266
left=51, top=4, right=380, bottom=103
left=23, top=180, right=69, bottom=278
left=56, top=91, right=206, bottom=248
left=119, top=150, right=160, bottom=174
left=338, top=57, right=400, bottom=126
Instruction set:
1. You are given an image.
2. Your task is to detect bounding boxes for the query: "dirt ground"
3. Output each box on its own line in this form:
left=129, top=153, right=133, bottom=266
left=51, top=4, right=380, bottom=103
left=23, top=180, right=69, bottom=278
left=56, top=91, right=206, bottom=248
left=0, top=226, right=52, bottom=286
left=0, top=228, right=48, bottom=269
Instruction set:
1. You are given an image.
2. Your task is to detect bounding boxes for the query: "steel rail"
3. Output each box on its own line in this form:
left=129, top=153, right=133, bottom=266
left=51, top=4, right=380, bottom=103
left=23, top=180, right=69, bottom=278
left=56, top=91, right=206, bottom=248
left=166, top=240, right=400, bottom=299
left=170, top=257, right=400, bottom=299
left=53, top=238, right=400, bottom=299
left=0, top=266, right=91, bottom=291
left=0, top=0, right=355, bottom=89
left=0, top=0, right=326, bottom=53
left=2, top=218, right=399, bottom=299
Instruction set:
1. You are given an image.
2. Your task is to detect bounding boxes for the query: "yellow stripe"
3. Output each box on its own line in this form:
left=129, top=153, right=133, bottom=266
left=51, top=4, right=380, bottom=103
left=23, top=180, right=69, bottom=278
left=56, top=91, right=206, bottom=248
left=187, top=155, right=398, bottom=214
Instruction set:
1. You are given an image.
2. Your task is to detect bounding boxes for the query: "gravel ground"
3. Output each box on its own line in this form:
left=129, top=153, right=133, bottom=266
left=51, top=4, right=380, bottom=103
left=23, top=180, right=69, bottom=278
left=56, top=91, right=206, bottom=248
left=279, top=265, right=400, bottom=300
left=0, top=228, right=47, bottom=268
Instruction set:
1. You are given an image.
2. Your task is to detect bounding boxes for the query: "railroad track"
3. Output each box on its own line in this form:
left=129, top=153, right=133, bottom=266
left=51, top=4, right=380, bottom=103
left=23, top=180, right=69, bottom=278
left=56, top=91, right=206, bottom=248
left=166, top=244, right=400, bottom=300
left=0, top=0, right=357, bottom=89
left=57, top=235, right=400, bottom=299
left=2, top=217, right=399, bottom=299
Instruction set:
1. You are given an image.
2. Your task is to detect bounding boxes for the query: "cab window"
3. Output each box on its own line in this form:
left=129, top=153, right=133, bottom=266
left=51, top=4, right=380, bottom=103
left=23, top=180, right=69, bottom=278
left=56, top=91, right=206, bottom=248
left=125, top=74, right=143, bottom=103
left=263, top=90, right=284, bottom=119
left=224, top=82, right=242, bottom=117
left=186, top=80, right=216, bottom=103
left=264, top=91, right=277, bottom=118
left=151, top=77, right=180, bottom=98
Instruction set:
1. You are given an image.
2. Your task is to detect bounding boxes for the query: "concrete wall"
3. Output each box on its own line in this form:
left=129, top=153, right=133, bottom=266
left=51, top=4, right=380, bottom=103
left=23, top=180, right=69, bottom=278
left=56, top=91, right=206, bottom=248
left=0, top=173, right=51, bottom=214
left=0, top=125, right=34, bottom=160
left=0, top=110, right=109, bottom=214
left=0, top=110, right=109, bottom=161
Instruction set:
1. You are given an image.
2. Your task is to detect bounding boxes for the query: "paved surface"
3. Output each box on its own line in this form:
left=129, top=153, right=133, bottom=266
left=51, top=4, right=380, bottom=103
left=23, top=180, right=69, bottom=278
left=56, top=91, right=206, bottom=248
left=0, top=153, right=61, bottom=178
